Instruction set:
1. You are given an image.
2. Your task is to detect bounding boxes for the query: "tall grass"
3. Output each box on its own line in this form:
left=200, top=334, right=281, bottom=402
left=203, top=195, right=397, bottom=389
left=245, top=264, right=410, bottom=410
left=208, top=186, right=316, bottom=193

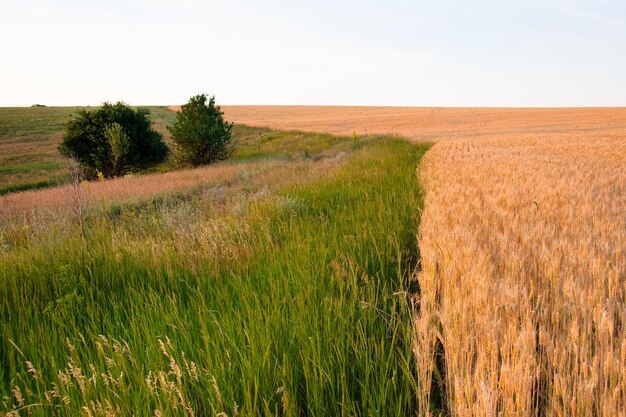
left=1, top=134, right=429, bottom=416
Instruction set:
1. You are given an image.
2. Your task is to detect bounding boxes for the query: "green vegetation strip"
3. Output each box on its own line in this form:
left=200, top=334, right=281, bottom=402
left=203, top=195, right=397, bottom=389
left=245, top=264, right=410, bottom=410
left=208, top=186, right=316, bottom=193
left=0, top=180, right=59, bottom=196
left=1, top=138, right=429, bottom=416
left=0, top=161, right=62, bottom=174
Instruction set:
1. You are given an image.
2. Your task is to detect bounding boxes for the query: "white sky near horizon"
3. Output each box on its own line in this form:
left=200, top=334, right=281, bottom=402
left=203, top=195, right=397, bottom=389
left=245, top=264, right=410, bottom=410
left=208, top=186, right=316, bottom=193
left=1, top=0, right=625, bottom=107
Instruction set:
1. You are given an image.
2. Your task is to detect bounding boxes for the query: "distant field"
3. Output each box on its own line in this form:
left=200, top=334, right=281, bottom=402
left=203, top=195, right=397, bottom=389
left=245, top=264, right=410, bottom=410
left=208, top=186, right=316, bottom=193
left=216, top=105, right=626, bottom=141
left=0, top=106, right=177, bottom=195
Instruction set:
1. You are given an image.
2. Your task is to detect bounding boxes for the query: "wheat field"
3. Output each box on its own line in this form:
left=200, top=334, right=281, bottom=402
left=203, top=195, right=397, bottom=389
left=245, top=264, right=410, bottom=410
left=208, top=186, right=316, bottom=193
left=416, top=131, right=625, bottom=416
left=222, top=106, right=626, bottom=416
left=217, top=106, right=626, bottom=140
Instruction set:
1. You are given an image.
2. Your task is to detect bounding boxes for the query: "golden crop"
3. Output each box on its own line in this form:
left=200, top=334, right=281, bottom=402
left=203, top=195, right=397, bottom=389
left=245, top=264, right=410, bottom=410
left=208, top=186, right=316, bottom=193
left=415, top=129, right=625, bottom=416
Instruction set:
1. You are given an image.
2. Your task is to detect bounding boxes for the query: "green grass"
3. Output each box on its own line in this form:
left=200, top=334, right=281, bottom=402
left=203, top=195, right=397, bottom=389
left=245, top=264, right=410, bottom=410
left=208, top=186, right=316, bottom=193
left=0, top=159, right=63, bottom=196
left=0, top=180, right=60, bottom=196
left=0, top=106, right=330, bottom=195
left=0, top=161, right=62, bottom=174
left=0, top=106, right=81, bottom=138
left=231, top=126, right=354, bottom=162
left=0, top=131, right=430, bottom=415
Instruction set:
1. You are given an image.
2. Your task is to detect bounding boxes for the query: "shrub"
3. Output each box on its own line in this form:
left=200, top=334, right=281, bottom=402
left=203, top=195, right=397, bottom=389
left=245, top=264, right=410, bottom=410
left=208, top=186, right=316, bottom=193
left=104, top=122, right=130, bottom=177
left=59, top=102, right=168, bottom=178
left=167, top=94, right=233, bottom=166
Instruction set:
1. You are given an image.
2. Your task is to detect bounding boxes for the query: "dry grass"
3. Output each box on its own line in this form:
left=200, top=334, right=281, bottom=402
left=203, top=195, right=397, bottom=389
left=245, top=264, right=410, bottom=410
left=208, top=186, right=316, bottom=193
left=0, top=151, right=346, bottom=221
left=0, top=162, right=248, bottom=219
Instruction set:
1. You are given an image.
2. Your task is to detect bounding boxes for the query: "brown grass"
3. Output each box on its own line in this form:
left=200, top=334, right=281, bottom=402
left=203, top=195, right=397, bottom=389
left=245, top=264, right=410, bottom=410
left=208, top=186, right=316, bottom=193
left=0, top=163, right=251, bottom=219
left=0, top=152, right=347, bottom=221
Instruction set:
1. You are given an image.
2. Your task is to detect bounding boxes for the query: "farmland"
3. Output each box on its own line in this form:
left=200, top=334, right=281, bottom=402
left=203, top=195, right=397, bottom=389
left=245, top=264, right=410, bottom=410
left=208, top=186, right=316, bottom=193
left=415, top=132, right=625, bottom=416
left=1, top=105, right=625, bottom=416
left=225, top=106, right=626, bottom=416
left=218, top=105, right=626, bottom=140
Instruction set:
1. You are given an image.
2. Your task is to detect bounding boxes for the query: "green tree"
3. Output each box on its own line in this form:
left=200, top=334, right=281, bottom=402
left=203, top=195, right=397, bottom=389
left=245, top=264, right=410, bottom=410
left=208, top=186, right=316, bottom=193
left=104, top=122, right=130, bottom=177
left=168, top=94, right=233, bottom=166
left=60, top=102, right=168, bottom=178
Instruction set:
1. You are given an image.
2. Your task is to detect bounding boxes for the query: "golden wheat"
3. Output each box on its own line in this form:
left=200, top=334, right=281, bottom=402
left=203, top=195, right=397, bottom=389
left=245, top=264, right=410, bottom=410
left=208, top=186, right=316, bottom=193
left=215, top=106, right=626, bottom=141
left=415, top=129, right=625, bottom=416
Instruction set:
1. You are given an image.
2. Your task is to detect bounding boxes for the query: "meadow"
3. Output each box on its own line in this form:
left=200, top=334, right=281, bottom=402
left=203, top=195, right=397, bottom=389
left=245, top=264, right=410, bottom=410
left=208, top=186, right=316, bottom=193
left=0, top=107, right=430, bottom=415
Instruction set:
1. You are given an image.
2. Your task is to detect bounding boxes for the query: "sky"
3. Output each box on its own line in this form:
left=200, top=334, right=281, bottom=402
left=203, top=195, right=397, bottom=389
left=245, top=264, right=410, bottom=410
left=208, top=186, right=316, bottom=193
left=1, top=0, right=625, bottom=107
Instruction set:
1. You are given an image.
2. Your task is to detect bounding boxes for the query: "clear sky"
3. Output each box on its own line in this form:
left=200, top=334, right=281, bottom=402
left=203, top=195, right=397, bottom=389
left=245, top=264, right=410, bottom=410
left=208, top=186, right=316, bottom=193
left=2, top=0, right=625, bottom=107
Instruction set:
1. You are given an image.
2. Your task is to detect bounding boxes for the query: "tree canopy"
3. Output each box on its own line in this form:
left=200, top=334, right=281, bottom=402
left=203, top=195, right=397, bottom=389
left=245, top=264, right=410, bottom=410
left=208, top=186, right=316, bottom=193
left=167, top=94, right=233, bottom=166
left=60, top=102, right=168, bottom=178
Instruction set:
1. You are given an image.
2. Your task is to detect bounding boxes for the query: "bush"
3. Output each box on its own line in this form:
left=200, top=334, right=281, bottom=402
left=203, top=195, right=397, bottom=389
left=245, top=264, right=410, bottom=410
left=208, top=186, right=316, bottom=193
left=59, top=102, right=168, bottom=178
left=167, top=94, right=233, bottom=166
left=104, top=122, right=130, bottom=177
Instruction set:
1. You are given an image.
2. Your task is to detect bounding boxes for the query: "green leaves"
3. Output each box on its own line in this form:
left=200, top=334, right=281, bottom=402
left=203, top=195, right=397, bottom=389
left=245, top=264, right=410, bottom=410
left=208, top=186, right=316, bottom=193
left=60, top=102, right=168, bottom=178
left=104, top=122, right=130, bottom=176
left=168, top=94, right=233, bottom=167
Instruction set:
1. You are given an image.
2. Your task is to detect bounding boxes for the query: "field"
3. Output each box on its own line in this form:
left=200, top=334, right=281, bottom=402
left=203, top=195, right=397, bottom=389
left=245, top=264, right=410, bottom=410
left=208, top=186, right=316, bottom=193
left=0, top=107, right=430, bottom=415
left=218, top=105, right=626, bottom=140
left=224, top=106, right=626, bottom=416
left=0, top=107, right=177, bottom=195
left=2, top=105, right=625, bottom=416
left=415, top=132, right=625, bottom=416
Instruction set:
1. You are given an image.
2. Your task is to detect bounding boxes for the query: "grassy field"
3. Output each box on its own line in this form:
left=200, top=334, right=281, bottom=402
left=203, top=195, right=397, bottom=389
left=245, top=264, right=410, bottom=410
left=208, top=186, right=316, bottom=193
left=0, top=111, right=430, bottom=415
left=0, top=106, right=178, bottom=195
left=0, top=106, right=354, bottom=196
